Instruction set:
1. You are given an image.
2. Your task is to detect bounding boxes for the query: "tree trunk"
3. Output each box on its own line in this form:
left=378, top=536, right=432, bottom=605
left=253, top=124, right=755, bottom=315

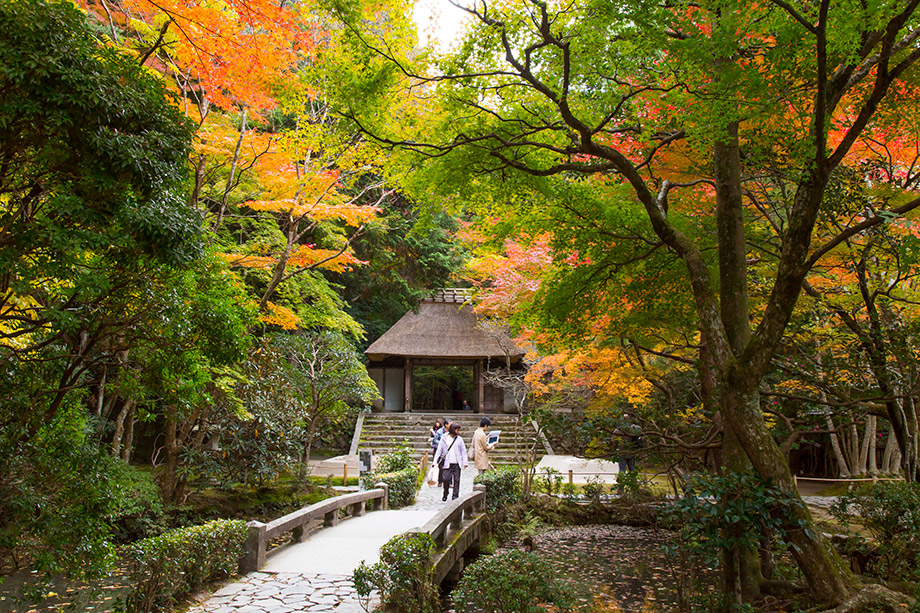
left=95, top=369, right=106, bottom=416
left=212, top=106, right=247, bottom=236
left=111, top=398, right=127, bottom=457
left=721, top=426, right=764, bottom=602
left=259, top=229, right=294, bottom=311
left=881, top=424, right=896, bottom=474
left=713, top=121, right=764, bottom=603
left=907, top=397, right=919, bottom=482
left=721, top=384, right=852, bottom=604
left=121, top=401, right=136, bottom=463
left=866, top=415, right=878, bottom=476
left=849, top=419, right=861, bottom=476
left=159, top=404, right=181, bottom=502
left=857, top=416, right=871, bottom=477
left=826, top=414, right=851, bottom=477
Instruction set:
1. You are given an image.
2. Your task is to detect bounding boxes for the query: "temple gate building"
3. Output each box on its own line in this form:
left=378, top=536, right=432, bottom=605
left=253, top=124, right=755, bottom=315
left=365, top=289, right=525, bottom=413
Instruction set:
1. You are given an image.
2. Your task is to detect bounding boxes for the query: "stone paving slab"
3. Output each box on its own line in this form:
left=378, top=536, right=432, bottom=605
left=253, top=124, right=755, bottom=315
left=188, top=572, right=374, bottom=613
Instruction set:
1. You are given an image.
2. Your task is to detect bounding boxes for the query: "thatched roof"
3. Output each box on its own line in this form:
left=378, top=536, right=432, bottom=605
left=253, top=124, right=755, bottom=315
left=365, top=291, right=525, bottom=361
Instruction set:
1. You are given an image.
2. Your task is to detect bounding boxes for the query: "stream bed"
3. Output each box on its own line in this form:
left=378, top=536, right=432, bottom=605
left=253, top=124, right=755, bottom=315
left=445, top=524, right=688, bottom=612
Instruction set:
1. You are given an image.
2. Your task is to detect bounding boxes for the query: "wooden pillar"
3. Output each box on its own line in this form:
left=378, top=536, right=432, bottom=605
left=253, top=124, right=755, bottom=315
left=474, top=359, right=484, bottom=413
left=404, top=358, right=413, bottom=412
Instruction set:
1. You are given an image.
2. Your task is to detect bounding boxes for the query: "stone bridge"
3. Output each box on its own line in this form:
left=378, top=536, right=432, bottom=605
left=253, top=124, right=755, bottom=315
left=188, top=469, right=485, bottom=613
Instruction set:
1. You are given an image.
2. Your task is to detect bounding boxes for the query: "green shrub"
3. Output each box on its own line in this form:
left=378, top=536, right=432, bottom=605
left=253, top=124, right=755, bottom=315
left=452, top=550, right=573, bottom=613
left=0, top=430, right=150, bottom=581
left=371, top=467, right=418, bottom=509
left=107, top=462, right=166, bottom=541
left=125, top=519, right=247, bottom=612
left=582, top=475, right=607, bottom=504
left=368, top=444, right=422, bottom=509
left=832, top=481, right=920, bottom=581
left=474, top=466, right=522, bottom=512
left=374, top=443, right=417, bottom=474
left=537, top=467, right=563, bottom=495
left=353, top=532, right=438, bottom=613
left=662, top=471, right=804, bottom=606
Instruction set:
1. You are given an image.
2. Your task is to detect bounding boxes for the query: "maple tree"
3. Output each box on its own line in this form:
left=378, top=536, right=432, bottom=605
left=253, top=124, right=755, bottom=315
left=337, top=0, right=920, bottom=604
left=78, top=0, right=401, bottom=334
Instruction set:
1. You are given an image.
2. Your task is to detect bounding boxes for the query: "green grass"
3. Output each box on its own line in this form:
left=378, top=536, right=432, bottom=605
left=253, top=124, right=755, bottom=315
left=530, top=472, right=673, bottom=497
left=306, top=476, right=360, bottom=487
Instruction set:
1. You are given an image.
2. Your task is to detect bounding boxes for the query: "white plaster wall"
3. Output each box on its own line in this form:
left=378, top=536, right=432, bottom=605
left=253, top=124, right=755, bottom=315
left=368, top=368, right=385, bottom=410
left=384, top=368, right=405, bottom=412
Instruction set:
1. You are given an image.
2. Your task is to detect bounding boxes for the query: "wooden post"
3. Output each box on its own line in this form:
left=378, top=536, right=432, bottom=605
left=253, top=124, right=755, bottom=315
left=344, top=463, right=348, bottom=484
left=474, top=359, right=484, bottom=412
left=568, top=470, right=573, bottom=485
left=405, top=358, right=413, bottom=412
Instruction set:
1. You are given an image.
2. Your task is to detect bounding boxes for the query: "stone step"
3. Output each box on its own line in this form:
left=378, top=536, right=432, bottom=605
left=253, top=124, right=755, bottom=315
left=354, top=412, right=549, bottom=461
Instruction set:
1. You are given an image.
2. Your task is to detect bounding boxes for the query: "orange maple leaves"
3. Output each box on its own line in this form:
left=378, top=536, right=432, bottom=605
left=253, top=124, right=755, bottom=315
left=122, top=0, right=316, bottom=109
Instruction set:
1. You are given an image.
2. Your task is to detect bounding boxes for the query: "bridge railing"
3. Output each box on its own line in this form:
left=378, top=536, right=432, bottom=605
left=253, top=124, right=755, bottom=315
left=241, top=482, right=390, bottom=573
left=409, top=484, right=487, bottom=583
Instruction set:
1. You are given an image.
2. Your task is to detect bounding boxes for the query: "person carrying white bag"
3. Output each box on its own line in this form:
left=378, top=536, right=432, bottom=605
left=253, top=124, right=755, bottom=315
left=431, top=422, right=468, bottom=501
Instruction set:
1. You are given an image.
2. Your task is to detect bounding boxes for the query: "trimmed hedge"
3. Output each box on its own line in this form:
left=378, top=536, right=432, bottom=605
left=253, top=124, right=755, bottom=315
left=371, top=467, right=418, bottom=509
left=474, top=466, right=522, bottom=512
left=125, top=519, right=247, bottom=612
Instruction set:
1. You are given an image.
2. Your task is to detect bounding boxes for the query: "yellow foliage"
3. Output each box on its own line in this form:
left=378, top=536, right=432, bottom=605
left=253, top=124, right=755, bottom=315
left=259, top=302, right=300, bottom=330
left=0, top=292, right=43, bottom=350
left=527, top=346, right=654, bottom=405
left=287, top=245, right=365, bottom=272
left=220, top=253, right=276, bottom=270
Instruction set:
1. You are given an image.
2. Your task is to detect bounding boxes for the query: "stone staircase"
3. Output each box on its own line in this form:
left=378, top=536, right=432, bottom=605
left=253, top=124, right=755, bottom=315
left=354, top=412, right=549, bottom=465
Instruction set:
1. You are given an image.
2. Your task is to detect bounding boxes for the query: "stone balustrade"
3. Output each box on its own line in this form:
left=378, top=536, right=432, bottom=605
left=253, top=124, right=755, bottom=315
left=408, top=484, right=487, bottom=583
left=241, top=483, right=389, bottom=573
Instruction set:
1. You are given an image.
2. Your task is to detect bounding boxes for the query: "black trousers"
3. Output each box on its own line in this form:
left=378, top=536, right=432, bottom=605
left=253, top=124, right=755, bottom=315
left=442, top=463, right=461, bottom=500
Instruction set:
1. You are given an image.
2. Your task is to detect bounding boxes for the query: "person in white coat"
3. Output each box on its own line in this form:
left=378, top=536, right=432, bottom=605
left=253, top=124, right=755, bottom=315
left=432, top=422, right=468, bottom=501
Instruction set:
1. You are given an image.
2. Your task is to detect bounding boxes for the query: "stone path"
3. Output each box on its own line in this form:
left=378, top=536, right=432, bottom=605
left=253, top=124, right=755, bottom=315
left=414, top=464, right=478, bottom=510
left=192, top=573, right=366, bottom=613
left=188, top=465, right=479, bottom=613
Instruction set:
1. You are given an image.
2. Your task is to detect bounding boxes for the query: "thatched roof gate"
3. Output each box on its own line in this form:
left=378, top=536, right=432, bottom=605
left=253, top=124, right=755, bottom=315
left=365, top=289, right=524, bottom=413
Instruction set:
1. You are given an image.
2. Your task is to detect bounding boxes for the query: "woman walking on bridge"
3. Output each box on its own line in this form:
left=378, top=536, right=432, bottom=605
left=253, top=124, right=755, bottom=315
left=433, top=422, right=468, bottom=501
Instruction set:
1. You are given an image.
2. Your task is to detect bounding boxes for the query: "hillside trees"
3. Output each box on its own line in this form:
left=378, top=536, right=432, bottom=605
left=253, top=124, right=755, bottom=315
left=338, top=194, right=464, bottom=345
left=336, top=0, right=920, bottom=603
left=185, top=332, right=378, bottom=487
left=774, top=216, right=920, bottom=478
left=0, top=0, right=254, bottom=576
